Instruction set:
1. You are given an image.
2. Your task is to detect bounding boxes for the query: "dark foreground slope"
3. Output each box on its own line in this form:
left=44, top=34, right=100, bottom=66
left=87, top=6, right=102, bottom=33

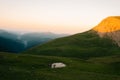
left=24, top=30, right=120, bottom=59
left=0, top=52, right=120, bottom=80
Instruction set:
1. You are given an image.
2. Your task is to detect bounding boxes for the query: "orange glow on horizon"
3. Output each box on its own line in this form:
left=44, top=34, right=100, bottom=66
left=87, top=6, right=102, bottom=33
left=0, top=0, right=120, bottom=34
left=0, top=18, right=90, bottom=34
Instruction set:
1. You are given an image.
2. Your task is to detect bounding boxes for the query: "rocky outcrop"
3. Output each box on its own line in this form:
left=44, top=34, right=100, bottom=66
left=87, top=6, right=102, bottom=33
left=93, top=16, right=120, bottom=46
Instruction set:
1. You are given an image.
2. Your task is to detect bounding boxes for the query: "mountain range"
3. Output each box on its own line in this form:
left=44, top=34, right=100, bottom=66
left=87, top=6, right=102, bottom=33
left=0, top=30, right=68, bottom=53
left=24, top=16, right=120, bottom=59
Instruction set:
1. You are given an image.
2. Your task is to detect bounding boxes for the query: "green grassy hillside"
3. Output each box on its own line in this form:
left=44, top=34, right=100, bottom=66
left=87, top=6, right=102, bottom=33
left=0, top=52, right=120, bottom=80
left=24, top=30, right=120, bottom=59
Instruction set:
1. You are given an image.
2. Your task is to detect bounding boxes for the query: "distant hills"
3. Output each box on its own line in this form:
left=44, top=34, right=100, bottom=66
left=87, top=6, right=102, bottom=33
left=0, top=30, right=24, bottom=52
left=20, top=32, right=68, bottom=49
left=0, top=36, right=24, bottom=52
left=24, top=16, right=120, bottom=59
left=0, top=30, right=68, bottom=53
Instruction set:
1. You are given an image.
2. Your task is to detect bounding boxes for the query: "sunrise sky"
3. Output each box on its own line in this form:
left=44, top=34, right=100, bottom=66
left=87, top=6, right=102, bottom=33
left=0, top=0, right=120, bottom=34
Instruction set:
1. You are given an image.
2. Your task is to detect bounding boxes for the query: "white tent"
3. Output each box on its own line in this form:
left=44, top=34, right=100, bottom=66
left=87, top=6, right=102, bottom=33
left=51, top=62, right=66, bottom=68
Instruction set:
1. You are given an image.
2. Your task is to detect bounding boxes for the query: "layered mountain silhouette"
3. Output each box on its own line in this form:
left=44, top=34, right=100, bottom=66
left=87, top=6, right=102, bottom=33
left=20, top=32, right=68, bottom=49
left=24, top=16, right=120, bottom=59
left=0, top=30, right=68, bottom=53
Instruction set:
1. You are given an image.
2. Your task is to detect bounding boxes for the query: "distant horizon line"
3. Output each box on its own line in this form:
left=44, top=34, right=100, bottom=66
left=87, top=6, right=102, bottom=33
left=0, top=28, right=73, bottom=35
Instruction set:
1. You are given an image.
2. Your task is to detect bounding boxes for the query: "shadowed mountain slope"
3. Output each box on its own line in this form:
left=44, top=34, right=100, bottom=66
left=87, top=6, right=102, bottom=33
left=24, top=16, right=120, bottom=59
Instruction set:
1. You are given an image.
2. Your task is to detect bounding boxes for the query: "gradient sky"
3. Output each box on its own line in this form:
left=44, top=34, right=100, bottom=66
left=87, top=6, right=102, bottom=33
left=0, top=0, right=120, bottom=34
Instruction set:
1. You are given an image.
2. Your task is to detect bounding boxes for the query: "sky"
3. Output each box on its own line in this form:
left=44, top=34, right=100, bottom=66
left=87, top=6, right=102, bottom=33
left=0, top=0, right=120, bottom=34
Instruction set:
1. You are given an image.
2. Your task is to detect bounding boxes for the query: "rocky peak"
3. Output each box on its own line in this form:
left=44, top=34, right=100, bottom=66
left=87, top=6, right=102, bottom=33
left=93, top=16, right=120, bottom=46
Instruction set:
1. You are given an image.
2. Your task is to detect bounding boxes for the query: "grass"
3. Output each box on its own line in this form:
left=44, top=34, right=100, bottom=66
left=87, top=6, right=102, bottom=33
left=24, top=30, right=120, bottom=59
left=0, top=52, right=120, bottom=80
